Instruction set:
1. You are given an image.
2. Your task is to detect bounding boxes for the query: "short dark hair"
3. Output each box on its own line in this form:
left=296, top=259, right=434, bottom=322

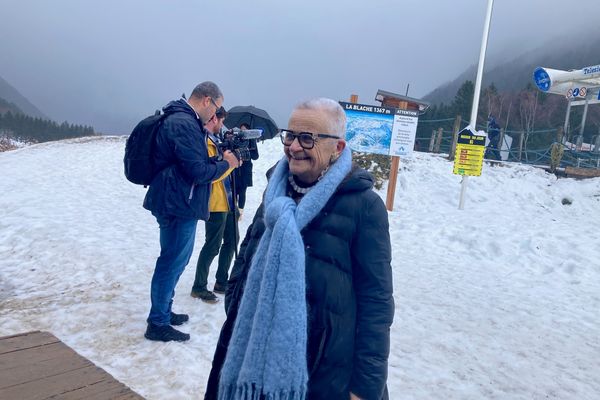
left=240, top=123, right=250, bottom=129
left=190, top=81, right=222, bottom=101
left=216, top=106, right=227, bottom=119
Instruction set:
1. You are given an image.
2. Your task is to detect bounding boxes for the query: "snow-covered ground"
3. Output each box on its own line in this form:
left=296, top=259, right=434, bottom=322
left=1, top=136, right=599, bottom=400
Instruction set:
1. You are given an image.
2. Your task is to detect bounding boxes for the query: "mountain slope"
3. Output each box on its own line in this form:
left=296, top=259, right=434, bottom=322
left=0, top=97, right=22, bottom=115
left=425, top=30, right=600, bottom=104
left=0, top=75, right=47, bottom=118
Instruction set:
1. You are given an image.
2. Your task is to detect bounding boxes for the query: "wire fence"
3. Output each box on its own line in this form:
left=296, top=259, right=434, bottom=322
left=415, top=117, right=600, bottom=171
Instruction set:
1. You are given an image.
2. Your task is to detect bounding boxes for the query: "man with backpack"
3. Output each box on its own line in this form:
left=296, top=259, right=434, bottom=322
left=142, top=81, right=240, bottom=342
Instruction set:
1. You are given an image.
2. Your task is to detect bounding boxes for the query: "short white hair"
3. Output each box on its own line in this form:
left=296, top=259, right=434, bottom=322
left=294, top=98, right=346, bottom=138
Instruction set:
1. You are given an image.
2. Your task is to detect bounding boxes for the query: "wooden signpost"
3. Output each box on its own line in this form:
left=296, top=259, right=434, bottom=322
left=341, top=94, right=418, bottom=211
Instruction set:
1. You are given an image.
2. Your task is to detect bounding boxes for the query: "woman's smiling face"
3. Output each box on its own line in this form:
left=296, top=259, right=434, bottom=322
left=284, top=108, right=344, bottom=184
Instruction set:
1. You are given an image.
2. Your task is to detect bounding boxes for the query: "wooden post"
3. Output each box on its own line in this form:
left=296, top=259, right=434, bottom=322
left=434, top=127, right=443, bottom=153
left=518, top=130, right=524, bottom=161
left=429, top=130, right=436, bottom=152
left=383, top=100, right=407, bottom=212
left=350, top=94, right=358, bottom=104
left=448, top=115, right=462, bottom=161
left=386, top=157, right=400, bottom=211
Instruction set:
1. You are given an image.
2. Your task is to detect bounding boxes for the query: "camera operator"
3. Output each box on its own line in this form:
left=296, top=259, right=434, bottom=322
left=191, top=107, right=240, bottom=303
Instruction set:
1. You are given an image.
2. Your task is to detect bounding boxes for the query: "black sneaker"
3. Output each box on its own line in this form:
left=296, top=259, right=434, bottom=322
left=170, top=312, right=189, bottom=326
left=190, top=289, right=219, bottom=303
left=144, top=323, right=190, bottom=342
left=213, top=283, right=227, bottom=294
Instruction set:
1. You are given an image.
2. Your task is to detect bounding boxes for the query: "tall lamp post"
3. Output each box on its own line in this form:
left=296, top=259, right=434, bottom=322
left=459, top=0, right=495, bottom=210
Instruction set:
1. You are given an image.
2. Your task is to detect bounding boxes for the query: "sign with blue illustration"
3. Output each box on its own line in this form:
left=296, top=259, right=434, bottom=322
left=533, top=67, right=551, bottom=92
left=340, top=102, right=419, bottom=156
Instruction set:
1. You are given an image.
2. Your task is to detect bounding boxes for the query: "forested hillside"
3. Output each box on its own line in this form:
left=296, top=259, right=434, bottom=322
left=0, top=110, right=95, bottom=143
left=0, top=76, right=95, bottom=144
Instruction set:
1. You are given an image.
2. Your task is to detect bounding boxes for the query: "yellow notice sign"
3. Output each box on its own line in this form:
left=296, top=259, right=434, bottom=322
left=453, top=128, right=485, bottom=176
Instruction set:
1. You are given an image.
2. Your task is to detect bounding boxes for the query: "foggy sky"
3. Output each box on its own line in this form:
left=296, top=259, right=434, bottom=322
left=2, top=0, right=599, bottom=134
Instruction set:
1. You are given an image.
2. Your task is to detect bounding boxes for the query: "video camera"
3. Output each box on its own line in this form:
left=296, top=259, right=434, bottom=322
left=217, top=128, right=262, bottom=162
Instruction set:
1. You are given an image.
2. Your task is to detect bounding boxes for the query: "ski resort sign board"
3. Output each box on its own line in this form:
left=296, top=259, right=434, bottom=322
left=453, top=128, right=486, bottom=177
left=533, top=64, right=600, bottom=98
left=569, top=87, right=600, bottom=106
left=340, top=101, right=419, bottom=157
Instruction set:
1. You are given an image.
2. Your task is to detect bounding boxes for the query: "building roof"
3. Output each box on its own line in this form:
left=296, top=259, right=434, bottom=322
left=375, top=89, right=430, bottom=114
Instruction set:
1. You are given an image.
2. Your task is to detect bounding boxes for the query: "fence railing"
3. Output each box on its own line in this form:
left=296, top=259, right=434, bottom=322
left=415, top=116, right=600, bottom=170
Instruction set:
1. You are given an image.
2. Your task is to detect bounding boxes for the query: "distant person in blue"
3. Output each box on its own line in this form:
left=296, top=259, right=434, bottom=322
left=485, top=115, right=501, bottom=160
left=142, top=82, right=240, bottom=342
left=204, top=98, right=394, bottom=400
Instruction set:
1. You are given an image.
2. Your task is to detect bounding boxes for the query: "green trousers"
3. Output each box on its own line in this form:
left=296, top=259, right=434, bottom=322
left=192, top=210, right=239, bottom=292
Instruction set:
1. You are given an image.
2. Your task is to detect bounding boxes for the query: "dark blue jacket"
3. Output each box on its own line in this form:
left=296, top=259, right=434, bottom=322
left=205, top=166, right=394, bottom=400
left=143, top=99, right=230, bottom=220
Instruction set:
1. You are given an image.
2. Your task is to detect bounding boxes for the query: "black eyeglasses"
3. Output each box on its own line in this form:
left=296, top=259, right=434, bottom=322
left=209, top=97, right=219, bottom=110
left=279, top=129, right=339, bottom=149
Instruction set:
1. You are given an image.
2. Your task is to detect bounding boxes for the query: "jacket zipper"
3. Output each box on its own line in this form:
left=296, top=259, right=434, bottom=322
left=309, top=331, right=327, bottom=376
left=188, top=183, right=195, bottom=203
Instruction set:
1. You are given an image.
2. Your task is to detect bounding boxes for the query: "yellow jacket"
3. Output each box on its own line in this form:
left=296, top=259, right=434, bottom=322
left=208, top=136, right=235, bottom=212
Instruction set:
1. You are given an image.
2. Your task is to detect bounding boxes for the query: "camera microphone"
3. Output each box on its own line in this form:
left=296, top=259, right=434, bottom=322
left=230, top=127, right=263, bottom=139
left=218, top=128, right=262, bottom=162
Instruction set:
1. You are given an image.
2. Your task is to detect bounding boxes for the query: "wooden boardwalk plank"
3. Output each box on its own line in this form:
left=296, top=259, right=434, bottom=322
left=0, top=365, right=107, bottom=400
left=0, top=331, right=58, bottom=355
left=0, top=343, right=93, bottom=388
left=0, top=331, right=144, bottom=400
left=45, top=379, right=137, bottom=400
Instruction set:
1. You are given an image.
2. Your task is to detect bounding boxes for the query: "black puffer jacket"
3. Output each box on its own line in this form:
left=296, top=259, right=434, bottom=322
left=205, top=166, right=394, bottom=400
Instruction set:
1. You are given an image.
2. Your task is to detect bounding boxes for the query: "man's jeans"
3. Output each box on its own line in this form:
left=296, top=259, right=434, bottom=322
left=148, top=213, right=198, bottom=326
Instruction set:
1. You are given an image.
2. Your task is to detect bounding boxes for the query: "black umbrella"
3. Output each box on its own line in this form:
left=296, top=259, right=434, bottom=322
left=223, top=105, right=279, bottom=140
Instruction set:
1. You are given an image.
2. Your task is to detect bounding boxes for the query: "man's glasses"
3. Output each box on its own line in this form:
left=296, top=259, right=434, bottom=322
left=209, top=97, right=219, bottom=110
left=279, top=129, right=339, bottom=149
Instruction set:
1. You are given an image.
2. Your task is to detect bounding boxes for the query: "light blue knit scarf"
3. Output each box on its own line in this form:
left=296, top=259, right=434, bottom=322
left=218, top=147, right=352, bottom=400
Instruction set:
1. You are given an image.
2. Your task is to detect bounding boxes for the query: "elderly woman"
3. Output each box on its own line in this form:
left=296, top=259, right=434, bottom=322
left=205, top=98, right=394, bottom=400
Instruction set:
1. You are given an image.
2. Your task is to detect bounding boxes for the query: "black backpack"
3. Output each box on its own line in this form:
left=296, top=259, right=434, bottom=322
left=124, top=110, right=169, bottom=185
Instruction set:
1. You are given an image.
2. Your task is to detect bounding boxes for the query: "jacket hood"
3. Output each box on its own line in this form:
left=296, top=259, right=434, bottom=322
left=337, top=165, right=374, bottom=193
left=162, top=98, right=198, bottom=118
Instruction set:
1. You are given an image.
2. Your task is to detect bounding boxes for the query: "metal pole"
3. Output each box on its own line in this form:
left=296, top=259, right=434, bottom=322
left=563, top=101, right=572, bottom=138
left=459, top=0, right=494, bottom=210
left=579, top=98, right=589, bottom=136
left=230, top=171, right=239, bottom=259
left=469, top=1, right=494, bottom=128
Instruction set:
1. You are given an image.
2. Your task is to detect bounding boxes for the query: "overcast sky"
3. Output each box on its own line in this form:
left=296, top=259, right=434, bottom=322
left=2, top=0, right=599, bottom=134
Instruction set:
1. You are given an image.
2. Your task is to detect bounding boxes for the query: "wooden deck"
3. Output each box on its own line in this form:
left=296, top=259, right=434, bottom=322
left=0, top=331, right=144, bottom=400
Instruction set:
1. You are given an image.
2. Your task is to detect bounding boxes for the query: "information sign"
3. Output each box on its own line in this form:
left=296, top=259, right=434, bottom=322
left=453, top=128, right=486, bottom=176
left=340, top=101, right=419, bottom=156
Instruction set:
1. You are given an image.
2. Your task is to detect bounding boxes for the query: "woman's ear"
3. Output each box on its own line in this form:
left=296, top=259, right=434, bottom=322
left=330, top=140, right=346, bottom=163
